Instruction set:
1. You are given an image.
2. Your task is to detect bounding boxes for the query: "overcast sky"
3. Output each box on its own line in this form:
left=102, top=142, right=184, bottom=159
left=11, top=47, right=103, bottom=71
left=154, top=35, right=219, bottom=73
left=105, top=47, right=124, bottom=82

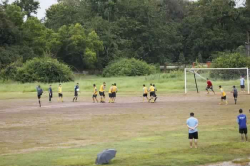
left=8, top=0, right=245, bottom=19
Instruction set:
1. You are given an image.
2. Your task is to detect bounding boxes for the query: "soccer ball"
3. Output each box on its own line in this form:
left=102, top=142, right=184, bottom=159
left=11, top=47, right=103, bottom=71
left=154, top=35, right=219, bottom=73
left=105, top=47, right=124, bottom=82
left=77, top=89, right=80, bottom=92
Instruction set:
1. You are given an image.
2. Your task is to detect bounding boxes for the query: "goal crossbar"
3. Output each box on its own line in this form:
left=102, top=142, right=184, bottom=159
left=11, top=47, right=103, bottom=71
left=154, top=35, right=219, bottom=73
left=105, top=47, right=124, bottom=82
left=184, top=68, right=249, bottom=94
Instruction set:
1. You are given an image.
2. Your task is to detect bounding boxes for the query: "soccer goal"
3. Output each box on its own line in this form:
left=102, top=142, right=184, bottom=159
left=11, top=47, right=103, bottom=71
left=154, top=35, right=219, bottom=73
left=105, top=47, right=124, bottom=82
left=184, top=68, right=250, bottom=94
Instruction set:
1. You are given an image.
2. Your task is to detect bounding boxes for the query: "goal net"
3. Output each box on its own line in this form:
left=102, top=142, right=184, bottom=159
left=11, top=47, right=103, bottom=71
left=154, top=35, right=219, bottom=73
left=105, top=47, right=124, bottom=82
left=184, top=68, right=250, bottom=94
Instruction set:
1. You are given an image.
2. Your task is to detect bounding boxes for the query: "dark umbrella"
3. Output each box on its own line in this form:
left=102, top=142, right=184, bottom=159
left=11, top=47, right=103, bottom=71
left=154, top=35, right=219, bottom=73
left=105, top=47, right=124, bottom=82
left=95, top=149, right=117, bottom=165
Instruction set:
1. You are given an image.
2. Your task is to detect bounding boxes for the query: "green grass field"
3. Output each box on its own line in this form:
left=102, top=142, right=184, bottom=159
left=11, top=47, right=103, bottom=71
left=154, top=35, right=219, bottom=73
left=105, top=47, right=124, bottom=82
left=0, top=71, right=244, bottom=99
left=0, top=72, right=249, bottom=166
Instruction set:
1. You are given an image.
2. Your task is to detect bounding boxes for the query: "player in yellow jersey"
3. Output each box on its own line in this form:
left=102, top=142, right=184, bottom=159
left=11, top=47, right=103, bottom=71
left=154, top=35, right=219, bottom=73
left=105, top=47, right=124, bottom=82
left=142, top=84, right=148, bottom=102
left=111, top=83, right=118, bottom=103
left=58, top=84, right=63, bottom=102
left=219, top=85, right=228, bottom=105
left=92, top=84, right=98, bottom=103
left=108, top=84, right=113, bottom=103
left=99, top=82, right=106, bottom=103
left=148, top=83, right=155, bottom=103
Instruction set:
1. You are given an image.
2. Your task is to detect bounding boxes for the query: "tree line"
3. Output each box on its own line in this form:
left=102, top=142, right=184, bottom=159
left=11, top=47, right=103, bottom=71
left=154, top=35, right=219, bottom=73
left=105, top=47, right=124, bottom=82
left=1, top=0, right=250, bottom=72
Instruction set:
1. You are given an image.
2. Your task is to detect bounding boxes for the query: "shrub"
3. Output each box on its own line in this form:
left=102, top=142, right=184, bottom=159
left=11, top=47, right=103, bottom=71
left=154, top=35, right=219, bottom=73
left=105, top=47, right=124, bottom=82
left=1, top=60, right=23, bottom=81
left=102, top=58, right=157, bottom=77
left=15, top=57, right=74, bottom=83
left=210, top=53, right=250, bottom=80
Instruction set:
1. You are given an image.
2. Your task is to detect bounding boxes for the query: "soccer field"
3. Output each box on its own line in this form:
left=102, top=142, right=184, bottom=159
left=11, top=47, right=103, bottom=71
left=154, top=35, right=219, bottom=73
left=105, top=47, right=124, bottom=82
left=0, top=92, right=250, bottom=166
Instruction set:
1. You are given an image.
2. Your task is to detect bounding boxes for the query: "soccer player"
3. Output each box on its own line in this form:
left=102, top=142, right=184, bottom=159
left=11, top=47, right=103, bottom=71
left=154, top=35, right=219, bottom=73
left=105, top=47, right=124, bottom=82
left=36, top=85, right=43, bottom=107
left=142, top=84, right=148, bottom=102
left=153, top=84, right=158, bottom=102
left=48, top=85, right=53, bottom=102
left=186, top=112, right=198, bottom=148
left=240, top=76, right=245, bottom=92
left=237, top=109, right=247, bottom=142
left=73, top=83, right=79, bottom=102
left=231, top=86, right=238, bottom=105
left=111, top=83, right=118, bottom=103
left=219, top=85, right=227, bottom=105
left=148, top=84, right=155, bottom=103
left=93, top=84, right=98, bottom=103
left=58, top=84, right=63, bottom=102
left=99, top=82, right=106, bottom=103
left=206, top=78, right=215, bottom=94
left=108, top=84, right=113, bottom=103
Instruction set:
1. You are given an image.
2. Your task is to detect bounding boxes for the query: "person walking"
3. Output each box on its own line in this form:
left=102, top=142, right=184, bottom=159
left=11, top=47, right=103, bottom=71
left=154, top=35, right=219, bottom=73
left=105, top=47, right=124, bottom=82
left=49, top=85, right=53, bottom=102
left=73, top=83, right=79, bottom=102
left=36, top=85, right=43, bottom=107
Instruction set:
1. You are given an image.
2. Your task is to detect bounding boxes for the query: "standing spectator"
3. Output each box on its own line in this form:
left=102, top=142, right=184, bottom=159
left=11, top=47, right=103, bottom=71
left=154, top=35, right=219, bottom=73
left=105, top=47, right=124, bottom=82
left=237, top=109, right=247, bottom=142
left=186, top=112, right=199, bottom=148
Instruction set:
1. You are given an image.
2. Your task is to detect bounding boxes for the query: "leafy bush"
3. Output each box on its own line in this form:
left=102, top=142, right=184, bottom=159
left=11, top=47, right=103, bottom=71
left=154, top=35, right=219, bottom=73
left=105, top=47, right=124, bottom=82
left=1, top=60, right=23, bottom=81
left=102, top=58, right=157, bottom=77
left=210, top=53, right=250, bottom=80
left=15, top=57, right=74, bottom=83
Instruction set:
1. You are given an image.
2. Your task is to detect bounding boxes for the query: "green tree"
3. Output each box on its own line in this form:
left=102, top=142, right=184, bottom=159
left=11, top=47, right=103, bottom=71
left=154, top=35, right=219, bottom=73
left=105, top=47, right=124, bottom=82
left=14, top=0, right=39, bottom=18
left=57, top=23, right=103, bottom=70
left=22, top=17, right=61, bottom=56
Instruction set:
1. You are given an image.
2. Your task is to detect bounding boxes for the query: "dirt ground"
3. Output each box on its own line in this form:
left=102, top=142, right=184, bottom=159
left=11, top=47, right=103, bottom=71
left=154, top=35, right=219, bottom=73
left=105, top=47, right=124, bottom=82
left=0, top=92, right=249, bottom=160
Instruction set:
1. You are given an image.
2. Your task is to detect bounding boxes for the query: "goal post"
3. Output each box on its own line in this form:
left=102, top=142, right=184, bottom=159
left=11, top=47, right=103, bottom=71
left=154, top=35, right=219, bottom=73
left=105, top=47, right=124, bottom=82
left=184, top=68, right=250, bottom=94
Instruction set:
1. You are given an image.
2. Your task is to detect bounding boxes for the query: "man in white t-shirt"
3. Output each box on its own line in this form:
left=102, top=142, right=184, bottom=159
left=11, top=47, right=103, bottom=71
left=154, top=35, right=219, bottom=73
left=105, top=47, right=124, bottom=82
left=240, top=76, right=245, bottom=92
left=186, top=112, right=199, bottom=148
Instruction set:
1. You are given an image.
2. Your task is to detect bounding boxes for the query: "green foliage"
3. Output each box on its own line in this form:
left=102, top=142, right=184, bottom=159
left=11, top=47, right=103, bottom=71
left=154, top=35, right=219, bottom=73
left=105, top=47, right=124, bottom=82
left=5, top=4, right=24, bottom=26
left=15, top=57, right=74, bottom=83
left=210, top=53, right=250, bottom=79
left=0, top=60, right=23, bottom=81
left=57, top=23, right=103, bottom=69
left=14, top=0, right=40, bottom=18
left=102, top=58, right=157, bottom=77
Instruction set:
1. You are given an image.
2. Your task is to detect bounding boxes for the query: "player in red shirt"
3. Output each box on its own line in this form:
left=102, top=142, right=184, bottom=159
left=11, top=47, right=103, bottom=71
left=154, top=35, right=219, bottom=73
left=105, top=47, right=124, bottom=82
left=206, top=78, right=215, bottom=94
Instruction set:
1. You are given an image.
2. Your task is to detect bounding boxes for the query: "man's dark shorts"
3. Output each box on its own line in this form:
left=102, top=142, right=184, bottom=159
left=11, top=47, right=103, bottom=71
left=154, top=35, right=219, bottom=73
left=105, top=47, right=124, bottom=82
left=189, top=132, right=198, bottom=139
left=112, top=92, right=116, bottom=98
left=99, top=92, right=104, bottom=96
left=93, top=94, right=97, bottom=98
left=59, top=93, right=63, bottom=97
left=74, top=91, right=78, bottom=97
left=150, top=92, right=155, bottom=97
left=206, top=86, right=213, bottom=91
left=239, top=128, right=248, bottom=134
left=233, top=94, right=238, bottom=99
left=221, top=96, right=226, bottom=100
left=143, top=93, right=148, bottom=97
left=37, top=95, right=41, bottom=99
left=109, top=93, right=112, bottom=98
left=241, top=85, right=245, bottom=89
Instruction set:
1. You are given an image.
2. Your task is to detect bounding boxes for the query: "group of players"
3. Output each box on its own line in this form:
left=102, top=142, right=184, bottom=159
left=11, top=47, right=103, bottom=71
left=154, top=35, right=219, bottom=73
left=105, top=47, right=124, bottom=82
left=36, top=82, right=159, bottom=107
left=36, top=76, right=245, bottom=107
left=205, top=76, right=246, bottom=105
left=92, top=82, right=118, bottom=103
left=36, top=82, right=119, bottom=107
